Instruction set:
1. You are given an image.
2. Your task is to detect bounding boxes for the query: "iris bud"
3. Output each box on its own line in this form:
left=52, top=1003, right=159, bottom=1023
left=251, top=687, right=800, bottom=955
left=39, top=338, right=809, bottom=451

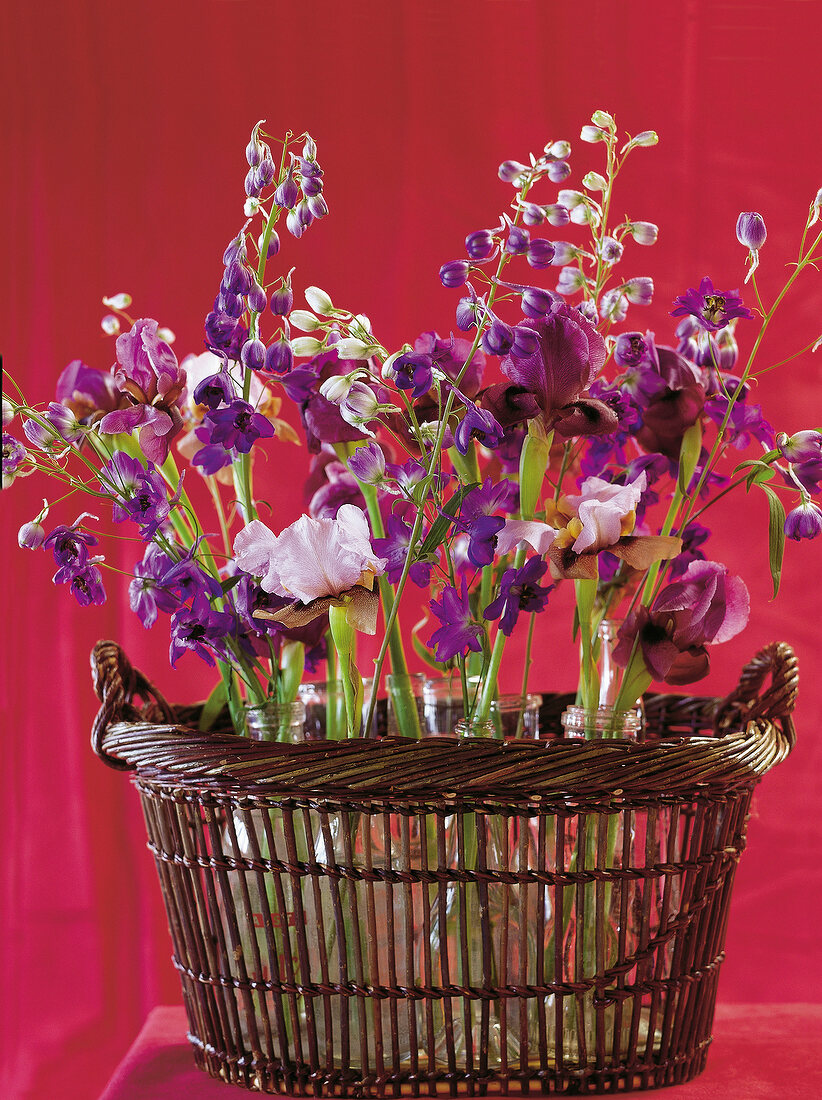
left=240, top=338, right=266, bottom=371
left=736, top=212, right=767, bottom=250
left=526, top=239, right=556, bottom=269
left=439, top=260, right=470, bottom=288
left=18, top=521, right=45, bottom=549
left=465, top=229, right=495, bottom=258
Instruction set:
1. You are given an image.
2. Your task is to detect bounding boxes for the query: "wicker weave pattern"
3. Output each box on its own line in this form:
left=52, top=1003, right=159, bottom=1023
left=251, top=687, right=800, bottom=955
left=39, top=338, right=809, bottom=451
left=91, top=641, right=797, bottom=1095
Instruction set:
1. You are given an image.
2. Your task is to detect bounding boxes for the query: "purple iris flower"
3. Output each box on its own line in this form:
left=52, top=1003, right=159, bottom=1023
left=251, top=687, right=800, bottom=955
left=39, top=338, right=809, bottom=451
left=67, top=563, right=106, bottom=607
left=372, top=514, right=434, bottom=587
left=98, top=319, right=187, bottom=464
left=453, top=401, right=504, bottom=455
left=671, top=276, right=753, bottom=333
left=614, top=560, right=749, bottom=685
left=129, top=544, right=179, bottom=628
left=199, top=399, right=274, bottom=454
left=427, top=578, right=484, bottom=663
left=55, top=359, right=124, bottom=422
left=169, top=596, right=235, bottom=667
left=483, top=557, right=553, bottom=635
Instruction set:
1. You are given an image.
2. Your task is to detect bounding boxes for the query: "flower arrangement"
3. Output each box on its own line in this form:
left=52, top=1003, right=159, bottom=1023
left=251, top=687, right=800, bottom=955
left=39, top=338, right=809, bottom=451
left=4, top=113, right=821, bottom=742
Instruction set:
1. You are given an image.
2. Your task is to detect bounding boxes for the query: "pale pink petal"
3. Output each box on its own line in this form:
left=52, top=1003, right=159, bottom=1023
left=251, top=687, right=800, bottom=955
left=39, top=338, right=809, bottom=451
left=496, top=519, right=556, bottom=557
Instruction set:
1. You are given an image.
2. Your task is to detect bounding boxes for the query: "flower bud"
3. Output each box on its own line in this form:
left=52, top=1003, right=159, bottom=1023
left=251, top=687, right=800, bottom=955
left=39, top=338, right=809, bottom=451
left=624, top=277, right=654, bottom=305
left=305, top=286, right=335, bottom=316
left=526, top=238, right=556, bottom=269
left=556, top=266, right=587, bottom=295
left=247, top=278, right=267, bottom=315
left=482, top=317, right=515, bottom=356
left=582, top=170, right=608, bottom=191
left=736, top=212, right=767, bottom=250
left=717, top=326, right=739, bottom=371
left=519, top=203, right=545, bottom=227
left=614, top=332, right=649, bottom=368
left=319, top=375, right=353, bottom=404
left=545, top=140, right=571, bottom=159
left=246, top=120, right=266, bottom=167
left=348, top=441, right=386, bottom=485
left=2, top=398, right=14, bottom=427
left=455, top=295, right=480, bottom=330
left=580, top=125, right=607, bottom=143
left=222, top=234, right=247, bottom=267
left=571, top=204, right=598, bottom=226
left=289, top=309, right=322, bottom=332
left=260, top=235, right=279, bottom=267
left=630, top=130, right=659, bottom=147
left=809, top=187, right=822, bottom=227
left=381, top=347, right=409, bottom=381
left=630, top=221, right=659, bottom=245
left=300, top=172, right=323, bottom=197
left=521, top=286, right=555, bottom=319
left=777, top=430, right=822, bottom=463
left=240, top=338, right=266, bottom=371
left=219, top=290, right=244, bottom=318
left=270, top=282, right=294, bottom=316
left=340, top=381, right=380, bottom=426
left=505, top=224, right=530, bottom=255
left=510, top=324, right=540, bottom=358
left=784, top=500, right=822, bottom=541
left=244, top=167, right=262, bottom=199
left=577, top=300, right=599, bottom=324
left=550, top=241, right=578, bottom=266
left=264, top=337, right=293, bottom=375
left=224, top=261, right=253, bottom=296
left=18, top=521, right=45, bottom=549
left=547, top=160, right=571, bottom=183
left=599, top=289, right=629, bottom=322
left=465, top=229, right=495, bottom=258
left=498, top=160, right=528, bottom=183
left=591, top=110, right=616, bottom=132
left=439, top=260, right=470, bottom=288
left=101, top=314, right=121, bottom=336
left=290, top=336, right=325, bottom=358
left=557, top=189, right=585, bottom=209
left=275, top=165, right=300, bottom=210
left=303, top=134, right=317, bottom=160
left=102, top=292, right=132, bottom=310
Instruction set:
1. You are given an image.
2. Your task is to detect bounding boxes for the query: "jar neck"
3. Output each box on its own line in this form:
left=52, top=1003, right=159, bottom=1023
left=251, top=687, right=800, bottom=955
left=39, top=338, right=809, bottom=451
left=561, top=704, right=642, bottom=741
left=244, top=700, right=306, bottom=742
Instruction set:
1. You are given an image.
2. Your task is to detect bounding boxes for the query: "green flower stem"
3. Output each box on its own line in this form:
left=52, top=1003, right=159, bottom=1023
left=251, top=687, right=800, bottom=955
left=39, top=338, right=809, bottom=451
left=447, top=443, right=479, bottom=485
left=328, top=602, right=363, bottom=739
left=574, top=577, right=599, bottom=715
left=206, top=476, right=233, bottom=558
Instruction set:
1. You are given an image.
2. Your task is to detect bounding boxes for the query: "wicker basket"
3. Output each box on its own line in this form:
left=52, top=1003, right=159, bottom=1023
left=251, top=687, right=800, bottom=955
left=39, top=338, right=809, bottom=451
left=91, top=640, right=797, bottom=1096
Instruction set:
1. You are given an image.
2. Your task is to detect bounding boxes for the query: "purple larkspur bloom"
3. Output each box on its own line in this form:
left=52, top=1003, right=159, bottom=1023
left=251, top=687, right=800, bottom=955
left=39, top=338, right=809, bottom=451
left=385, top=457, right=431, bottom=498
left=192, top=368, right=236, bottom=410
left=497, top=306, right=612, bottom=437
left=67, top=563, right=106, bottom=607
left=169, top=596, right=235, bottom=667
left=44, top=515, right=98, bottom=574
left=671, top=276, right=753, bottom=333
left=784, top=501, right=822, bottom=541
left=161, top=551, right=223, bottom=603
left=614, top=560, right=749, bottom=685
left=98, top=319, right=187, bottom=464
left=415, top=332, right=486, bottom=395
left=129, top=544, right=179, bottom=628
left=100, top=453, right=178, bottom=538
left=372, top=514, right=434, bottom=586
left=199, top=399, right=275, bottom=454
left=483, top=557, right=553, bottom=636
left=2, top=433, right=29, bottom=486
left=392, top=352, right=434, bottom=400
left=459, top=478, right=516, bottom=566
left=668, top=521, right=711, bottom=578
left=705, top=386, right=774, bottom=450
left=427, top=578, right=484, bottom=663
left=347, top=441, right=386, bottom=486
left=205, top=309, right=248, bottom=357
left=454, top=401, right=504, bottom=455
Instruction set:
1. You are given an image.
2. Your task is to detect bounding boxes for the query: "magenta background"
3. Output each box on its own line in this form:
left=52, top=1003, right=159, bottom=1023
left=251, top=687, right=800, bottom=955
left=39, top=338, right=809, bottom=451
left=2, top=3, right=821, bottom=1097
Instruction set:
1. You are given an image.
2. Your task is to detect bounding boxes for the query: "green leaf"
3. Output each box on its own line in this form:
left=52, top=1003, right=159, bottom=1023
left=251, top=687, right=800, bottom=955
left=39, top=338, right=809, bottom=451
left=760, top=484, right=786, bottom=599
left=677, top=420, right=703, bottom=495
left=411, top=617, right=449, bottom=671
left=199, top=678, right=228, bottom=731
left=220, top=574, right=244, bottom=593
left=418, top=482, right=477, bottom=559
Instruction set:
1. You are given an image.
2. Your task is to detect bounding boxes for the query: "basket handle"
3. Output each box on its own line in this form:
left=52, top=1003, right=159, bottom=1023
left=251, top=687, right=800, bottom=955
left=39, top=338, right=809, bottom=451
left=90, top=639, right=175, bottom=770
left=714, top=641, right=798, bottom=749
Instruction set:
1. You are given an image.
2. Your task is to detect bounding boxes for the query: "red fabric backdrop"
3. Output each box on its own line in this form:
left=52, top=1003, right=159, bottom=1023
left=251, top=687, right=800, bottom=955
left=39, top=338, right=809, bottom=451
left=2, top=2, right=821, bottom=1097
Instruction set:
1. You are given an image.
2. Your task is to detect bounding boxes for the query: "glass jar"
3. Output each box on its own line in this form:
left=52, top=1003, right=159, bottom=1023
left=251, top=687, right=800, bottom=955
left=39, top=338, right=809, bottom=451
left=244, top=699, right=306, bottom=741
left=424, top=675, right=542, bottom=738
left=561, top=704, right=642, bottom=740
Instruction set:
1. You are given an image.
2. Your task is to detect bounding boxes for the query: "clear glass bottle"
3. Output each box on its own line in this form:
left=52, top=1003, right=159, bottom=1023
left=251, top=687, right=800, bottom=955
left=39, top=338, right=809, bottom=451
left=424, top=675, right=542, bottom=738
left=244, top=698, right=306, bottom=741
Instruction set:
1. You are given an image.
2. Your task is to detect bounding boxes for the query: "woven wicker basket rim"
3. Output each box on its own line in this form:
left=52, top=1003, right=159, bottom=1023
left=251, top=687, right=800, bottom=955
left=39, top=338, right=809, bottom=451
left=91, top=640, right=797, bottom=800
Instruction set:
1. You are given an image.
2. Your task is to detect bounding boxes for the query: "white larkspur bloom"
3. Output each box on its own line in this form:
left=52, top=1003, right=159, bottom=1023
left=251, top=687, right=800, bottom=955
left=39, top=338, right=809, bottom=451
left=234, top=504, right=386, bottom=605
left=563, top=473, right=647, bottom=554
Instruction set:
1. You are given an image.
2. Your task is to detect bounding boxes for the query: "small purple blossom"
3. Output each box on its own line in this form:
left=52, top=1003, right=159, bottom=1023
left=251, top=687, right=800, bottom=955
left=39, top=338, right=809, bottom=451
left=347, top=441, right=386, bottom=486
left=200, top=399, right=275, bottom=454
left=439, top=260, right=471, bottom=288
left=428, top=578, right=484, bottom=663
left=129, top=544, right=178, bottom=628
left=671, top=276, right=754, bottom=333
left=453, top=401, right=504, bottom=455
left=372, top=514, right=434, bottom=587
left=193, top=369, right=236, bottom=410
left=483, top=557, right=553, bottom=636
left=23, top=403, right=84, bottom=448
left=778, top=430, right=822, bottom=464
left=18, top=521, right=46, bottom=549
left=68, top=563, right=107, bottom=607
left=169, top=596, right=235, bottom=667
left=100, top=453, right=178, bottom=538
left=482, top=317, right=516, bottom=356
left=736, top=212, right=767, bottom=251
left=392, top=352, right=434, bottom=400
left=2, top=433, right=29, bottom=486
left=465, top=230, right=495, bottom=259
left=44, top=515, right=98, bottom=573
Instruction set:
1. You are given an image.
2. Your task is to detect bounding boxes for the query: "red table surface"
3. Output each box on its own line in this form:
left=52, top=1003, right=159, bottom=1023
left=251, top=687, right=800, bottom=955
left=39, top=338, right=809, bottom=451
left=99, top=1004, right=822, bottom=1100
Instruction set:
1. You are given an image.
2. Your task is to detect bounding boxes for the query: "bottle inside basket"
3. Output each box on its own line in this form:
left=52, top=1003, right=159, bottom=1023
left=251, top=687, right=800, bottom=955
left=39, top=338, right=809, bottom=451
left=564, top=619, right=643, bottom=740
